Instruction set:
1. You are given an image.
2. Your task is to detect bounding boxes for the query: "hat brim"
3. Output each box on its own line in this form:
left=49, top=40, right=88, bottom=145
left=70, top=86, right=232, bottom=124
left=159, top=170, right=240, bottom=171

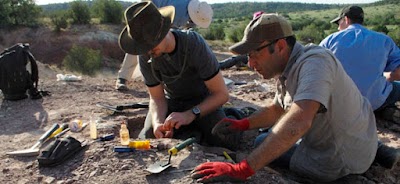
left=330, top=16, right=341, bottom=24
left=229, top=40, right=262, bottom=55
left=119, top=6, right=175, bottom=55
left=188, top=0, right=212, bottom=28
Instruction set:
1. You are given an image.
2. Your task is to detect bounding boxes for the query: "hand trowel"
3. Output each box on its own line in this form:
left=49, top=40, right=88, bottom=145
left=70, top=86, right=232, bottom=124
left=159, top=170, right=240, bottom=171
left=6, top=123, right=60, bottom=157
left=146, top=137, right=196, bottom=174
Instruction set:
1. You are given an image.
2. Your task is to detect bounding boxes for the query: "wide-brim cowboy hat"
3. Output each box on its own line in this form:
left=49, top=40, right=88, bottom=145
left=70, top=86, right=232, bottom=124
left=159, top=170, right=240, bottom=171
left=119, top=2, right=175, bottom=55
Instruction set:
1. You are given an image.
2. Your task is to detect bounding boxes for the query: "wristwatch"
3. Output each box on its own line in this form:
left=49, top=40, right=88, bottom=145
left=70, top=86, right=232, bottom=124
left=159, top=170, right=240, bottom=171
left=192, top=106, right=201, bottom=119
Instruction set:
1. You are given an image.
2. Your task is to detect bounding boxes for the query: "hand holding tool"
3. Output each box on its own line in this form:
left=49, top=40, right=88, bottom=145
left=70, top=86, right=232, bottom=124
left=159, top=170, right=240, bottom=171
left=191, top=160, right=255, bottom=183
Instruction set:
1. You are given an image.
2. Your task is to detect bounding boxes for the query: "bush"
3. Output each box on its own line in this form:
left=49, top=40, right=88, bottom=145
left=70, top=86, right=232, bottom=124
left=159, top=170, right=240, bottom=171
left=297, top=24, right=325, bottom=44
left=372, top=25, right=389, bottom=34
left=51, top=11, right=68, bottom=32
left=0, top=0, right=41, bottom=28
left=63, top=45, right=102, bottom=76
left=388, top=26, right=400, bottom=47
left=203, top=25, right=225, bottom=40
left=92, top=0, right=123, bottom=24
left=226, top=24, right=246, bottom=42
left=69, top=1, right=91, bottom=24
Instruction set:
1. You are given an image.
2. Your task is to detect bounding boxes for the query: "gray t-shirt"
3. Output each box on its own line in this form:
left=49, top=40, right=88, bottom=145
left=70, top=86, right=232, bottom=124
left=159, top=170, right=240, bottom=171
left=139, top=30, right=219, bottom=102
left=274, top=43, right=378, bottom=182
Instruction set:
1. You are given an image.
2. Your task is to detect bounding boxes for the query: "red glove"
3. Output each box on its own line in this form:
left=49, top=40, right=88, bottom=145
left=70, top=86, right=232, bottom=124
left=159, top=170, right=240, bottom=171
left=212, top=118, right=249, bottom=136
left=191, top=160, right=255, bottom=183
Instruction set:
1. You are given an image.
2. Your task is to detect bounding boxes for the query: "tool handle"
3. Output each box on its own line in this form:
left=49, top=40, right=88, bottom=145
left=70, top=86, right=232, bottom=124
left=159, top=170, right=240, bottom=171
left=117, top=102, right=149, bottom=110
left=168, top=137, right=196, bottom=155
left=38, top=124, right=59, bottom=143
left=114, top=146, right=135, bottom=152
left=97, top=134, right=115, bottom=141
left=50, top=123, right=69, bottom=138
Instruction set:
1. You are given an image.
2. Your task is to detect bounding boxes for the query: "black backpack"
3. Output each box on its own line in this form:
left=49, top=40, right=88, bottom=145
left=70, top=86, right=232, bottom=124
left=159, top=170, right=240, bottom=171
left=0, top=43, right=41, bottom=100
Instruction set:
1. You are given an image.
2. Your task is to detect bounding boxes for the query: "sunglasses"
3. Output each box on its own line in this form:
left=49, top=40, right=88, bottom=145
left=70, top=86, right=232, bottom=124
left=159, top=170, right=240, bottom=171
left=248, top=39, right=278, bottom=57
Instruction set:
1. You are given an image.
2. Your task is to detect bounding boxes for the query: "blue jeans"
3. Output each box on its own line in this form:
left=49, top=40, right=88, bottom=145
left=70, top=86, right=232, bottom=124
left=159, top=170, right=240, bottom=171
left=254, top=130, right=299, bottom=169
left=377, top=81, right=400, bottom=111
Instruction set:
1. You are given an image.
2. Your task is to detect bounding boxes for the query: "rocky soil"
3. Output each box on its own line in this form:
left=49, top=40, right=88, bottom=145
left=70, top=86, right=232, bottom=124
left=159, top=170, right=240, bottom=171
left=0, top=25, right=399, bottom=184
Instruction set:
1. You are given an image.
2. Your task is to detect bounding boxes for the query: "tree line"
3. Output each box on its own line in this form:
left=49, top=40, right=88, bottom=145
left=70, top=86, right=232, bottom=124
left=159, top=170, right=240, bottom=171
left=0, top=0, right=399, bottom=46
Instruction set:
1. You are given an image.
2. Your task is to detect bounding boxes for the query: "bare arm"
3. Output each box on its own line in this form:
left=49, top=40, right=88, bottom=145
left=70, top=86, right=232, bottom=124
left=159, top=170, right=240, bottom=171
left=147, top=84, right=170, bottom=138
left=198, top=71, right=229, bottom=116
left=247, top=102, right=285, bottom=130
left=247, top=99, right=320, bottom=171
left=165, top=71, right=229, bottom=129
left=385, top=66, right=400, bottom=82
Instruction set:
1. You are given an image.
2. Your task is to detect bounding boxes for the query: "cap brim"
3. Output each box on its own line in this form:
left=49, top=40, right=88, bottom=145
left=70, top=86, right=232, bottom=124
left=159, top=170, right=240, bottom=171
left=229, top=40, right=262, bottom=55
left=330, top=16, right=341, bottom=24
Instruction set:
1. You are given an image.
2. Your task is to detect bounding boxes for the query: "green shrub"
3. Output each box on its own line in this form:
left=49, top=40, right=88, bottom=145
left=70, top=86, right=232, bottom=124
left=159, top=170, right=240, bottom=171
left=203, top=24, right=225, bottom=40
left=388, top=26, right=400, bottom=47
left=92, top=0, right=123, bottom=24
left=226, top=24, right=246, bottom=42
left=63, top=45, right=102, bottom=76
left=51, top=11, right=68, bottom=32
left=69, top=1, right=91, bottom=24
left=297, top=24, right=325, bottom=44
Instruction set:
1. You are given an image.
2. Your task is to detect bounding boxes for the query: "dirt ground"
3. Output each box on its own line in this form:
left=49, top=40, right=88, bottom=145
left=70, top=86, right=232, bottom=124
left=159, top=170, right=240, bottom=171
left=0, top=26, right=400, bottom=184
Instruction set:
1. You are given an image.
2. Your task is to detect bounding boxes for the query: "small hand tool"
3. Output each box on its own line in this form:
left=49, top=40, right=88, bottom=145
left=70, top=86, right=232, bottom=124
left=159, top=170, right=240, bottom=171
left=95, top=134, right=115, bottom=142
left=7, top=123, right=60, bottom=157
left=113, top=146, right=136, bottom=153
left=146, top=137, right=196, bottom=174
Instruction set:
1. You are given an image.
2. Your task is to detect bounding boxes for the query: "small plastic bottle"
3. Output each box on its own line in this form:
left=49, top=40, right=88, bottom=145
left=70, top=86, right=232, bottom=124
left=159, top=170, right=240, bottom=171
left=90, top=117, right=98, bottom=140
left=120, top=121, right=130, bottom=146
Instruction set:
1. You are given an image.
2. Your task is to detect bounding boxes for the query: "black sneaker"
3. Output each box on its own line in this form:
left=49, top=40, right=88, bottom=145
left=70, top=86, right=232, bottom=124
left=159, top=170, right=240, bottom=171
left=380, top=107, right=400, bottom=125
left=375, top=143, right=400, bottom=169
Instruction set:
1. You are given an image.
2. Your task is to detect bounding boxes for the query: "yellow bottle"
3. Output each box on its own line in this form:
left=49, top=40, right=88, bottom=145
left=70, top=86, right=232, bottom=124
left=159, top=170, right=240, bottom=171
left=129, top=140, right=151, bottom=150
left=120, top=121, right=130, bottom=145
left=90, top=117, right=98, bottom=140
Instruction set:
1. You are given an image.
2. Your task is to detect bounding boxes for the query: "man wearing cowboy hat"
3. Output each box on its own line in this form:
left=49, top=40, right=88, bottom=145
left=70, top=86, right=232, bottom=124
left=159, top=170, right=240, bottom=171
left=119, top=2, right=240, bottom=150
left=115, top=0, right=213, bottom=90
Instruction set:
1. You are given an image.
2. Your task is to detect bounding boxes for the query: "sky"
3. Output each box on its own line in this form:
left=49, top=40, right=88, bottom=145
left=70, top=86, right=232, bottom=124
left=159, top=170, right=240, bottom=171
left=35, top=0, right=379, bottom=6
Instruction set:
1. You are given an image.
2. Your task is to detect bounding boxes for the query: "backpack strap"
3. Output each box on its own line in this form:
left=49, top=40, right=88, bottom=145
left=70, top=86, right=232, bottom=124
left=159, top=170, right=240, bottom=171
left=24, top=47, right=39, bottom=89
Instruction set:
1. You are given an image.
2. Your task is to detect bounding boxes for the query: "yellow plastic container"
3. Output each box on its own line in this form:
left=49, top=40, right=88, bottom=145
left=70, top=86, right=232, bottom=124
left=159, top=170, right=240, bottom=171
left=129, top=140, right=150, bottom=150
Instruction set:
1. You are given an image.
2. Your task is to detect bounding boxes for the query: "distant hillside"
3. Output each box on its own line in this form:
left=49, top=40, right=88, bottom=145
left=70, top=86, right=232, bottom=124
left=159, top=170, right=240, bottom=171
left=211, top=2, right=341, bottom=19
left=40, top=1, right=134, bottom=13
left=39, top=0, right=398, bottom=19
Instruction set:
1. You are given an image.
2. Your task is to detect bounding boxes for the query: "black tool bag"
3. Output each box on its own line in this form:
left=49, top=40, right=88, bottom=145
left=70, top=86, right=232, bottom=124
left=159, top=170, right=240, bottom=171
left=0, top=43, right=41, bottom=100
left=37, top=136, right=84, bottom=167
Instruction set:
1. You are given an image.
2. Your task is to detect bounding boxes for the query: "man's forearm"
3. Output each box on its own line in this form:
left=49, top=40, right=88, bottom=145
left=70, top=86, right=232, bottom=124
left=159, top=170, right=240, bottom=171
left=247, top=112, right=311, bottom=171
left=247, top=104, right=285, bottom=130
left=149, top=97, right=168, bottom=126
left=194, top=91, right=228, bottom=118
left=246, top=101, right=315, bottom=171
